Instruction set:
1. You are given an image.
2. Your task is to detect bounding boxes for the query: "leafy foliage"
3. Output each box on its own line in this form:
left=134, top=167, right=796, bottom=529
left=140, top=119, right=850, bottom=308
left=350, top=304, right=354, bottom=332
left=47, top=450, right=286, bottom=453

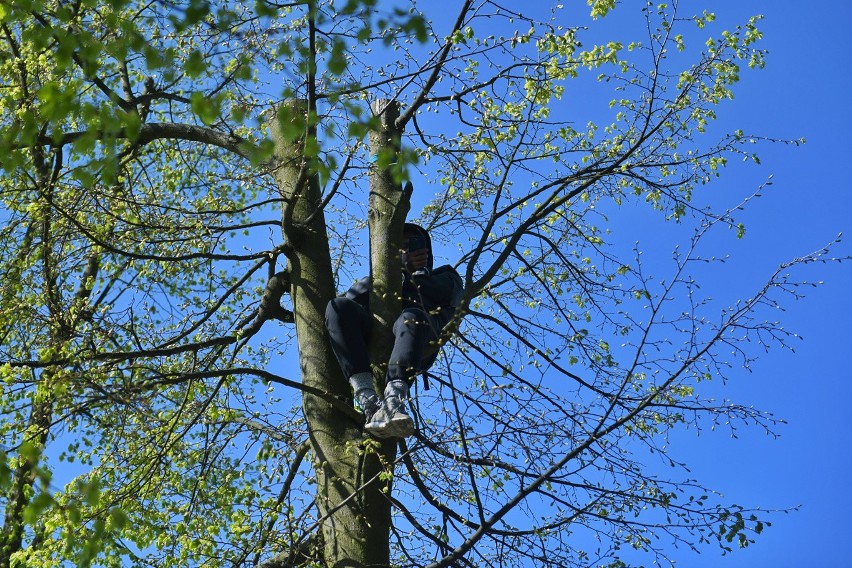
left=0, top=1, right=827, bottom=567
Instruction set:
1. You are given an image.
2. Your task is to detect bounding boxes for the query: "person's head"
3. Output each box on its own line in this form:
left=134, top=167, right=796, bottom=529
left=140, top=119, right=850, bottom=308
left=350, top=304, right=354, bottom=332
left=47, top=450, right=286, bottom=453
left=403, top=223, right=433, bottom=270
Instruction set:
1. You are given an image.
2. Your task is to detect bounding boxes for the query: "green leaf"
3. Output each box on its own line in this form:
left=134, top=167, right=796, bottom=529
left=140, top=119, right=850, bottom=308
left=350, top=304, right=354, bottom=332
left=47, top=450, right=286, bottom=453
left=122, top=109, right=142, bottom=141
left=38, top=82, right=75, bottom=121
left=588, top=0, right=616, bottom=19
left=328, top=39, right=347, bottom=75
left=172, top=0, right=211, bottom=30
left=0, top=451, right=10, bottom=490
left=185, top=49, right=208, bottom=78
left=190, top=91, right=221, bottom=125
left=109, top=507, right=129, bottom=530
left=254, top=0, right=276, bottom=17
left=23, top=492, right=54, bottom=524
left=84, top=477, right=102, bottom=506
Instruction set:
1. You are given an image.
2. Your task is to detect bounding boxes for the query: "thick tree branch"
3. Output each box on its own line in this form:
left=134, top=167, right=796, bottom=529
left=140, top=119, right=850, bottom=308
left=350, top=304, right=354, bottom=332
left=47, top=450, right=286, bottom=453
left=22, top=122, right=260, bottom=159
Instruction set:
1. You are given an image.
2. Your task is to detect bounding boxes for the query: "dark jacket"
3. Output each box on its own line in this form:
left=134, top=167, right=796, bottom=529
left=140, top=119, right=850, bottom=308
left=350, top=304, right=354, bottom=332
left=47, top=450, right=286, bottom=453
left=345, top=223, right=464, bottom=327
left=344, top=268, right=463, bottom=324
left=342, top=225, right=463, bottom=373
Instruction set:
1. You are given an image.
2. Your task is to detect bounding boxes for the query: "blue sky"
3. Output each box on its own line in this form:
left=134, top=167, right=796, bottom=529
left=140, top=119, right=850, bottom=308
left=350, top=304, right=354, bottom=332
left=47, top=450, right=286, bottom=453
left=639, top=1, right=852, bottom=566
left=414, top=1, right=852, bottom=565
left=388, top=1, right=852, bottom=564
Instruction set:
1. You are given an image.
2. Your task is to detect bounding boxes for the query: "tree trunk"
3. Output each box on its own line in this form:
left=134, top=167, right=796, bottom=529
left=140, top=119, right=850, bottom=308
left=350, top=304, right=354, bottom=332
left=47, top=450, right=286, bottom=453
left=361, top=98, right=413, bottom=564
left=268, top=99, right=405, bottom=567
left=367, top=100, right=410, bottom=373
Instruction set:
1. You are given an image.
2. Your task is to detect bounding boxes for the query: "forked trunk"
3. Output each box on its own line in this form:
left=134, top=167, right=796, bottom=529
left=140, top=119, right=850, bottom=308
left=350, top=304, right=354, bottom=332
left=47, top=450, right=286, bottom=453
left=268, top=99, right=408, bottom=567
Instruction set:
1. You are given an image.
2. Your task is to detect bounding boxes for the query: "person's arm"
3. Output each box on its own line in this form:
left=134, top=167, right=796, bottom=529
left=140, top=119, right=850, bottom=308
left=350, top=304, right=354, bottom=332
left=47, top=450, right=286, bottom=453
left=409, top=266, right=463, bottom=309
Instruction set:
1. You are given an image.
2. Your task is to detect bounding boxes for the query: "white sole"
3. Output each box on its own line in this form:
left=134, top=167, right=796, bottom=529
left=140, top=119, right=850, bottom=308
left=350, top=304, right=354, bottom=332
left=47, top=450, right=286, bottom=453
left=365, top=414, right=415, bottom=438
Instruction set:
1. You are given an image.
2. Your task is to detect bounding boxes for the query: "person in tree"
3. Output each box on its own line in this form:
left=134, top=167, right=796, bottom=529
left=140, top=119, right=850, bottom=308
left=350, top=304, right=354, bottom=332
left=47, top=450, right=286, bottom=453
left=325, top=223, right=464, bottom=438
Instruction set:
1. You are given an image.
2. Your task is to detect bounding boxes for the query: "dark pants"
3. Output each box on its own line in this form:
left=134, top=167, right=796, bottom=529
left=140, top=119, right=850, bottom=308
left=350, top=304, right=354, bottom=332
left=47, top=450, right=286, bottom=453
left=325, top=297, right=439, bottom=384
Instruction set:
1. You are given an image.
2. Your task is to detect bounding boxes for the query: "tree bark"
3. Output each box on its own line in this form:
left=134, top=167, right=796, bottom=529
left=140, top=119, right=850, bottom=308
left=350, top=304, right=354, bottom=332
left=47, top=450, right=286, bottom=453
left=356, top=98, right=414, bottom=565
left=268, top=100, right=398, bottom=567
left=367, top=100, right=410, bottom=370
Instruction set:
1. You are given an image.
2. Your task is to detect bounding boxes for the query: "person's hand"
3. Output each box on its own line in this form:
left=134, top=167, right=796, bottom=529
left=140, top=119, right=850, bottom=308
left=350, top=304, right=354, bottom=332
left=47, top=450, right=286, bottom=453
left=402, top=248, right=429, bottom=272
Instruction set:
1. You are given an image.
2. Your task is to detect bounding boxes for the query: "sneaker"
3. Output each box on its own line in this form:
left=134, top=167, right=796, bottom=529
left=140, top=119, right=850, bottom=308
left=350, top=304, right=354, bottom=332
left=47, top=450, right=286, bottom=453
left=358, top=393, right=381, bottom=418
left=364, top=395, right=415, bottom=438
